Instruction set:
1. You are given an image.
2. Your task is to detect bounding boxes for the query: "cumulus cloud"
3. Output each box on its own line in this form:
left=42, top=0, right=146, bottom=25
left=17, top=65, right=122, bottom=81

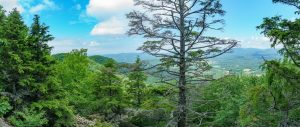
left=86, top=0, right=133, bottom=19
left=29, top=0, right=57, bottom=14
left=86, top=0, right=134, bottom=36
left=0, top=0, right=24, bottom=13
left=91, top=17, right=126, bottom=35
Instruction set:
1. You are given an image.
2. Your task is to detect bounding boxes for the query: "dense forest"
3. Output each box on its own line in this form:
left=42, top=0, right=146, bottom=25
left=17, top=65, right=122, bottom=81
left=0, top=0, right=299, bottom=127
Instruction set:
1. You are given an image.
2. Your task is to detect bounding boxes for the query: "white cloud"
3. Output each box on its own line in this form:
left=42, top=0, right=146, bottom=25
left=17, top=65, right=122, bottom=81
left=0, top=0, right=24, bottom=13
left=49, top=37, right=143, bottom=55
left=83, top=41, right=101, bottom=47
left=49, top=39, right=79, bottom=53
left=30, top=4, right=45, bottom=13
left=86, top=0, right=134, bottom=36
left=29, top=0, right=57, bottom=14
left=239, top=36, right=274, bottom=49
left=91, top=17, right=126, bottom=35
left=49, top=39, right=106, bottom=55
left=86, top=0, right=133, bottom=19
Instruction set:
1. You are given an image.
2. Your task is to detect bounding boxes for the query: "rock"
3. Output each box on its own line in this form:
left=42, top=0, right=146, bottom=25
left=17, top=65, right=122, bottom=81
left=0, top=118, right=12, bottom=127
left=75, top=115, right=96, bottom=127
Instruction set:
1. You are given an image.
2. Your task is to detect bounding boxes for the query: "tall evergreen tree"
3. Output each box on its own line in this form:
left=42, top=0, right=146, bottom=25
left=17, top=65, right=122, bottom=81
left=0, top=9, right=30, bottom=109
left=127, top=57, right=147, bottom=108
left=26, top=15, right=56, bottom=102
left=0, top=8, right=74, bottom=127
left=94, top=59, right=127, bottom=119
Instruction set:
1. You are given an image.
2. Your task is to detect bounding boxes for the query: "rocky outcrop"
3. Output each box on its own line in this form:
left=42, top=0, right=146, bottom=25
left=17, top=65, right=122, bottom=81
left=75, top=115, right=96, bottom=127
left=0, top=118, right=12, bottom=127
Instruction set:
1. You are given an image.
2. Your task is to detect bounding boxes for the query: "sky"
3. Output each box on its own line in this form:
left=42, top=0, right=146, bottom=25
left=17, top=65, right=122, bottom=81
left=0, top=0, right=297, bottom=55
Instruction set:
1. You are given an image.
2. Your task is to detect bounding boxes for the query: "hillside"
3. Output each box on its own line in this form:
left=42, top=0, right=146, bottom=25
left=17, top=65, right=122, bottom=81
left=103, top=53, right=157, bottom=63
left=211, top=48, right=280, bottom=74
left=53, top=53, right=113, bottom=64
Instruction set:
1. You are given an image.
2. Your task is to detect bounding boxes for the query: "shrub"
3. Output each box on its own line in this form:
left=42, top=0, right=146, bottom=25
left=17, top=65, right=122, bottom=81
left=8, top=107, right=48, bottom=127
left=0, top=97, right=12, bottom=117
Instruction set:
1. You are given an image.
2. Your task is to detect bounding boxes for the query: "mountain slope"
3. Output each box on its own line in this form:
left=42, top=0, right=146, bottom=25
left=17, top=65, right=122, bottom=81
left=53, top=53, right=113, bottom=64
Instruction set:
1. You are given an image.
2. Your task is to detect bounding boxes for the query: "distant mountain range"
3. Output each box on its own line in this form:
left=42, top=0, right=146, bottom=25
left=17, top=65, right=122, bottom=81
left=102, top=48, right=281, bottom=74
left=211, top=48, right=281, bottom=74
left=102, top=48, right=280, bottom=63
left=102, top=53, right=156, bottom=63
left=53, top=48, right=281, bottom=75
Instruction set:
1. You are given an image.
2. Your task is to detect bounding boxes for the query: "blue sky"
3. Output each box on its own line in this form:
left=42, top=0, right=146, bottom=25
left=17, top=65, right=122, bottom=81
left=0, top=0, right=297, bottom=54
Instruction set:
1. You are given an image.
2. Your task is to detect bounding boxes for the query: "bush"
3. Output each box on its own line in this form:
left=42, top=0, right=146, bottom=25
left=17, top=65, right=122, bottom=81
left=8, top=107, right=48, bottom=127
left=31, top=100, right=75, bottom=127
left=0, top=97, right=12, bottom=117
left=94, top=121, right=114, bottom=127
left=127, top=109, right=168, bottom=127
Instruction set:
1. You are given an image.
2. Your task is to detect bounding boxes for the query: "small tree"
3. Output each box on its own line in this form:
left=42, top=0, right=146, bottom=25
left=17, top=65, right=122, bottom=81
left=127, top=0, right=237, bottom=126
left=94, top=59, right=127, bottom=119
left=127, top=57, right=147, bottom=108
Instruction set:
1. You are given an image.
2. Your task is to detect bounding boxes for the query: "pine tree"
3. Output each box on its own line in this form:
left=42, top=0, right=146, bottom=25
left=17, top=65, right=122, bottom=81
left=94, top=59, right=127, bottom=118
left=26, top=16, right=75, bottom=127
left=127, top=57, right=147, bottom=108
left=0, top=9, right=74, bottom=126
left=27, top=15, right=56, bottom=101
left=0, top=9, right=30, bottom=109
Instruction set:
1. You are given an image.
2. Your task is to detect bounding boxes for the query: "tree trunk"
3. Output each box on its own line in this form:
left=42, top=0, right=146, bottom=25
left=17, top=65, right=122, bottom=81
left=12, top=83, right=17, bottom=109
left=178, top=0, right=187, bottom=126
left=178, top=73, right=187, bottom=127
left=281, top=109, right=289, bottom=127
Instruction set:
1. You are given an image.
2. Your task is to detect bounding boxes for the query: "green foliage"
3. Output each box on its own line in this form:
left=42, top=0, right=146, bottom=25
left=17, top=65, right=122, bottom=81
left=89, top=55, right=114, bottom=65
left=0, top=7, right=74, bottom=127
left=56, top=49, right=90, bottom=86
left=142, top=84, right=175, bottom=111
left=194, top=1, right=300, bottom=126
left=255, top=1, right=300, bottom=126
left=127, top=57, right=147, bottom=108
left=94, top=121, right=114, bottom=127
left=8, top=107, right=48, bottom=127
left=192, top=76, right=263, bottom=126
left=239, top=84, right=281, bottom=127
left=31, top=100, right=75, bottom=127
left=239, top=59, right=300, bottom=127
left=127, top=109, right=169, bottom=127
left=93, top=59, right=129, bottom=117
left=0, top=8, right=31, bottom=108
left=53, top=53, right=113, bottom=64
left=0, top=97, right=12, bottom=117
left=55, top=49, right=97, bottom=116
